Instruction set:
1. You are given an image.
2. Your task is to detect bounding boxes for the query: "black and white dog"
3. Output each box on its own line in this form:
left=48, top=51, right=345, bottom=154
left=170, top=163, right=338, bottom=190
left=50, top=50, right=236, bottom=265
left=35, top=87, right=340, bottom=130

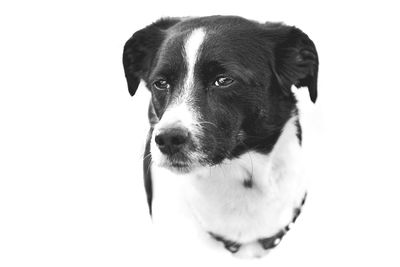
left=123, top=16, right=318, bottom=258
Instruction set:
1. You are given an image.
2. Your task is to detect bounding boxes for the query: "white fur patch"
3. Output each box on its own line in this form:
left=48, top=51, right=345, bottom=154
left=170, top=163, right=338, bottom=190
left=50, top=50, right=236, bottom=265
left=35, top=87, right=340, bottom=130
left=183, top=28, right=206, bottom=95
left=170, top=27, right=206, bottom=107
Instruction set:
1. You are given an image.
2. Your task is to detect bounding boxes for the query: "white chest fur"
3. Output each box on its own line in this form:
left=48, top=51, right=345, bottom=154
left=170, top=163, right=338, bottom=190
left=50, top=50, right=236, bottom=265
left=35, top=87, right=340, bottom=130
left=150, top=116, right=306, bottom=250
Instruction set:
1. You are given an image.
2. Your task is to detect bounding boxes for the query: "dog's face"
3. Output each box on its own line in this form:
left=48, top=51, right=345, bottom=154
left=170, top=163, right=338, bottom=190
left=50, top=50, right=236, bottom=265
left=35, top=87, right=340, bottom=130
left=123, top=16, right=318, bottom=173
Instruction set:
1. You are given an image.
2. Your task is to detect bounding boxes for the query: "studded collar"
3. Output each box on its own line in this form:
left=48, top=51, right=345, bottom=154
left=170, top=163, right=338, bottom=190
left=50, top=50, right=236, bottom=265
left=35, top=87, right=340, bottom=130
left=209, top=193, right=307, bottom=253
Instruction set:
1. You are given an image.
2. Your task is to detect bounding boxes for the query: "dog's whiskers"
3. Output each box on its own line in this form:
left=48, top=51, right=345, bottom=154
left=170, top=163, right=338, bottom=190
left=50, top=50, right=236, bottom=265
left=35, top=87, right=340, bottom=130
left=196, top=120, right=217, bottom=128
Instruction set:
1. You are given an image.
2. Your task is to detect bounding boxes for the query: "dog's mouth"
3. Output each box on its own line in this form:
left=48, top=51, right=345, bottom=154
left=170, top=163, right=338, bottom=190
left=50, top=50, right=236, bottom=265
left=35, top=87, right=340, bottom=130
left=169, top=162, right=193, bottom=173
left=150, top=135, right=205, bottom=174
left=162, top=157, right=195, bottom=173
left=153, top=137, right=238, bottom=173
left=150, top=127, right=239, bottom=174
left=160, top=149, right=233, bottom=174
left=154, top=151, right=198, bottom=173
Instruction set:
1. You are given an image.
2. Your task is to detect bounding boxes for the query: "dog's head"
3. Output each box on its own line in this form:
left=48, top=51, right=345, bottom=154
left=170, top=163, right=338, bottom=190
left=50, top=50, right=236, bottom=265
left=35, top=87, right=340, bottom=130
left=123, top=16, right=318, bottom=173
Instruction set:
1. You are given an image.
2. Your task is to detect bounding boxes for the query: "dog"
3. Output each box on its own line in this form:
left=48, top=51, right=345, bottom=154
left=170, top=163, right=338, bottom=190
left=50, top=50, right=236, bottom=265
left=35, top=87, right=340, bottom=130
left=123, top=15, right=318, bottom=258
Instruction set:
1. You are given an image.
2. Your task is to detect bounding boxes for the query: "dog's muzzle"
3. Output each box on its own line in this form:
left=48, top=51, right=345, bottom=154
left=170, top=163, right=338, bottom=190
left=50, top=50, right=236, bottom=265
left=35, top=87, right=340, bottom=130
left=154, top=126, right=189, bottom=156
left=153, top=126, right=196, bottom=171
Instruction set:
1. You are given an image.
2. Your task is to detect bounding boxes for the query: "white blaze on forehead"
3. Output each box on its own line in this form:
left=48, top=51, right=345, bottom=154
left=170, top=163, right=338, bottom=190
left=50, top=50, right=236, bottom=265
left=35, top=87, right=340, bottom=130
left=151, top=29, right=207, bottom=166
left=155, top=28, right=206, bottom=131
left=182, top=28, right=206, bottom=100
left=153, top=28, right=206, bottom=159
left=156, top=104, right=196, bottom=131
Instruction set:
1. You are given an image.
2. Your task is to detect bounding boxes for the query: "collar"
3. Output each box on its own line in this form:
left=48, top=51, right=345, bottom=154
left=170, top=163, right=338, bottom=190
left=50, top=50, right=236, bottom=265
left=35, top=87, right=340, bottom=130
left=209, top=192, right=307, bottom=253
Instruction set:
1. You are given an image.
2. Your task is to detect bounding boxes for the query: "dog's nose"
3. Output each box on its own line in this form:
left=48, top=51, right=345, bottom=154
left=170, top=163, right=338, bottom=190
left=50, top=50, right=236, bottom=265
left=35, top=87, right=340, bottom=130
left=154, top=127, right=189, bottom=155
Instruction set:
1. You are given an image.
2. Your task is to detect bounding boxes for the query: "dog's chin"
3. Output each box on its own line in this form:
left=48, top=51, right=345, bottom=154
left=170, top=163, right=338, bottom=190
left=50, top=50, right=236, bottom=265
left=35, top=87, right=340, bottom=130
left=167, top=163, right=194, bottom=174
left=158, top=160, right=197, bottom=174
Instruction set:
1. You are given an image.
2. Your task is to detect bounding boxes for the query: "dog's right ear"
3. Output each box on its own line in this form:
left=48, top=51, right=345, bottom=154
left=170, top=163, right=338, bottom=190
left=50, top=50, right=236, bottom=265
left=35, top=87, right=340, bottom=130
left=123, top=18, right=181, bottom=96
left=268, top=25, right=319, bottom=103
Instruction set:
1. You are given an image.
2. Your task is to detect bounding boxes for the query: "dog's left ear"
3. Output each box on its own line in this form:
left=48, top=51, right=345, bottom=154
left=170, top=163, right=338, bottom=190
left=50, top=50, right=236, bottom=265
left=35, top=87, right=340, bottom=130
left=123, top=18, right=181, bottom=96
left=272, top=26, right=319, bottom=103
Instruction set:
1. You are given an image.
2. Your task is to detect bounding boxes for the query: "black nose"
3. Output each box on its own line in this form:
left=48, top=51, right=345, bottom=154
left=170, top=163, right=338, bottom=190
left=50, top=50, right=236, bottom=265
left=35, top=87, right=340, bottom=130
left=154, top=127, right=189, bottom=155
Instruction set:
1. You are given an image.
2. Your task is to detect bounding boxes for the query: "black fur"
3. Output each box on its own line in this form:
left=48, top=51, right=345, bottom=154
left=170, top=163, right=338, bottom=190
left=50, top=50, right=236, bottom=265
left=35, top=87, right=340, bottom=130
left=295, top=117, right=302, bottom=145
left=143, top=101, right=158, bottom=216
left=243, top=179, right=253, bottom=188
left=143, top=129, right=153, bottom=216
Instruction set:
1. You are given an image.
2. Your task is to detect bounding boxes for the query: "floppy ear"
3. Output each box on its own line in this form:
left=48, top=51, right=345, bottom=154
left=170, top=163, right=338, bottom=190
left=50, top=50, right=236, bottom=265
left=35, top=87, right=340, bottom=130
left=273, top=26, right=319, bottom=103
left=122, top=18, right=181, bottom=96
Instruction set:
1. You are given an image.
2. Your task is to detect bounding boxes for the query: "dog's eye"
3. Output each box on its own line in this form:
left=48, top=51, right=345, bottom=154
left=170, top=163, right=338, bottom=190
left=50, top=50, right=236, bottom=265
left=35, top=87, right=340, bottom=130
left=153, top=79, right=170, bottom=90
left=214, top=76, right=234, bottom=87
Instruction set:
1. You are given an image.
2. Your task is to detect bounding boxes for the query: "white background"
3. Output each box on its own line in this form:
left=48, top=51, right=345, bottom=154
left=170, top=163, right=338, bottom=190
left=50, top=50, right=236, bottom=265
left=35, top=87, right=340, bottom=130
left=1, top=0, right=399, bottom=266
